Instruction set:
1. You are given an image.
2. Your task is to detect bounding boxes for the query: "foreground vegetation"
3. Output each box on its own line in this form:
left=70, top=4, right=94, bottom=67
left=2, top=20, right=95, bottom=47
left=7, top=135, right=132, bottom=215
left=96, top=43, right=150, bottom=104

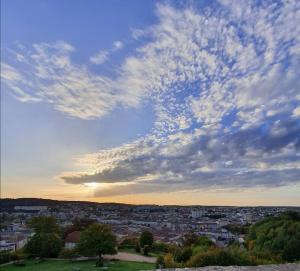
left=0, top=259, right=155, bottom=271
left=155, top=211, right=300, bottom=268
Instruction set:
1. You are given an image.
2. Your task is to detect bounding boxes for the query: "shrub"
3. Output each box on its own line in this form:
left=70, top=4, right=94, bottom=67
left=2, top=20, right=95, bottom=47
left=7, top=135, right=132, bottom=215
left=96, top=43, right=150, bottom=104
left=10, top=252, right=20, bottom=261
left=0, top=251, right=10, bottom=264
left=187, top=248, right=260, bottom=267
left=135, top=243, right=141, bottom=253
left=143, top=245, right=150, bottom=256
left=156, top=255, right=166, bottom=268
left=59, top=248, right=78, bottom=259
left=173, top=247, right=192, bottom=263
left=163, top=253, right=184, bottom=268
left=152, top=241, right=169, bottom=254
left=119, top=237, right=139, bottom=250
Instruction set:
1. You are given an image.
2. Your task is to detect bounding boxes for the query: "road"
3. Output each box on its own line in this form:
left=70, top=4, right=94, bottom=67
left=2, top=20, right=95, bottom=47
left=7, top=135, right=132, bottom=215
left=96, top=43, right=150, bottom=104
left=104, top=252, right=156, bottom=263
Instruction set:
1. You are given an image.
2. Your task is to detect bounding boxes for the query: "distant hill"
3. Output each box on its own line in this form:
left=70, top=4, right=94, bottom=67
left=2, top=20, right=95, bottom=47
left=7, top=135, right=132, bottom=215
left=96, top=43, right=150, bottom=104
left=1, top=198, right=299, bottom=211
left=0, top=197, right=133, bottom=211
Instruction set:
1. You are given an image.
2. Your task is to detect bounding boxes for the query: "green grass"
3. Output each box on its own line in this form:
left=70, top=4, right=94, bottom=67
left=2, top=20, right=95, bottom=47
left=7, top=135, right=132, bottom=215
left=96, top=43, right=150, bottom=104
left=0, top=259, right=155, bottom=271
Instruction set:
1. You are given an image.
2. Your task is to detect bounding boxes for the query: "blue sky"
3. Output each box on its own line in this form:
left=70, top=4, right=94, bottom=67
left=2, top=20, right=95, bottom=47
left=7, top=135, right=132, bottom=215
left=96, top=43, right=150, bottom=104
left=1, top=0, right=300, bottom=205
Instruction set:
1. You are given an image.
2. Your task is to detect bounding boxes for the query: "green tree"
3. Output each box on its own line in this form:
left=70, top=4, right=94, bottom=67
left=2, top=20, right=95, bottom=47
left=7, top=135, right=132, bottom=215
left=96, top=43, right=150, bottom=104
left=140, top=230, right=154, bottom=249
left=247, top=211, right=300, bottom=262
left=27, top=216, right=60, bottom=234
left=76, top=224, right=117, bottom=267
left=25, top=233, right=62, bottom=258
left=25, top=216, right=62, bottom=258
left=182, top=232, right=199, bottom=246
left=173, top=246, right=192, bottom=263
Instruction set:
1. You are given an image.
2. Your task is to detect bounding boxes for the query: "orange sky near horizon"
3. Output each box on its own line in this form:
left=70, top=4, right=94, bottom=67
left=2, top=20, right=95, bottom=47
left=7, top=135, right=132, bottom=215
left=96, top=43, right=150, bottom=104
left=2, top=179, right=300, bottom=206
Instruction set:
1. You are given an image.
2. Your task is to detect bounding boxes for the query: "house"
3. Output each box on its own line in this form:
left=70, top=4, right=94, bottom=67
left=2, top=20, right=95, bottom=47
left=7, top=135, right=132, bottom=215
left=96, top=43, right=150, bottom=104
left=0, top=240, right=15, bottom=252
left=64, top=231, right=81, bottom=249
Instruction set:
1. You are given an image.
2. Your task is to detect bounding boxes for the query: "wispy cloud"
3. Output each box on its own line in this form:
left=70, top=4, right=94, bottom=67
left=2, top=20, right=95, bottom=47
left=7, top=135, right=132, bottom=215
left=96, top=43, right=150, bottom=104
left=90, top=40, right=123, bottom=65
left=90, top=50, right=109, bottom=65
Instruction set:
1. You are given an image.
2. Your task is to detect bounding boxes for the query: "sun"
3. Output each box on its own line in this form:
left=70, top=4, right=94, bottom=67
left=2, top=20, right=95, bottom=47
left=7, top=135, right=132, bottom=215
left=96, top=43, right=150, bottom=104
left=84, top=182, right=99, bottom=188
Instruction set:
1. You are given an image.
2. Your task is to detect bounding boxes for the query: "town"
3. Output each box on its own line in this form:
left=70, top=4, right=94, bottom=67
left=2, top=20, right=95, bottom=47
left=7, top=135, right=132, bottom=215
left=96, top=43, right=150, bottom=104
left=0, top=198, right=294, bottom=253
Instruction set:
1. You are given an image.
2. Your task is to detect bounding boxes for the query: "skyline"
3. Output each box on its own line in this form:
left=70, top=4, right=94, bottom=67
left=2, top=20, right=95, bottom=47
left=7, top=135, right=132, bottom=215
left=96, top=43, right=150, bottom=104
left=1, top=0, right=300, bottom=206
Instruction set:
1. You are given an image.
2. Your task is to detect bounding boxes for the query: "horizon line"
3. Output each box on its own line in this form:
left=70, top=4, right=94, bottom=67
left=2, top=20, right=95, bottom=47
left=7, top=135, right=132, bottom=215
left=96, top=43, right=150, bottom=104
left=2, top=197, right=300, bottom=208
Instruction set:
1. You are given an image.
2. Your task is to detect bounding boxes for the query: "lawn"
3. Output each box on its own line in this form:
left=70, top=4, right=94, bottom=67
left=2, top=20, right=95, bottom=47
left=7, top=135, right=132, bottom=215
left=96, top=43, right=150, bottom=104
left=0, top=259, right=155, bottom=271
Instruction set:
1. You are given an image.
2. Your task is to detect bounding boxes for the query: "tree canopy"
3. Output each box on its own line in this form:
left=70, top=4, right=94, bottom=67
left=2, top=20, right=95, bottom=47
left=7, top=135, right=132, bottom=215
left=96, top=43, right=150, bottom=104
left=25, top=233, right=62, bottom=258
left=27, top=216, right=60, bottom=234
left=247, top=211, right=300, bottom=262
left=25, top=216, right=62, bottom=258
left=77, top=224, right=117, bottom=266
left=140, top=230, right=154, bottom=248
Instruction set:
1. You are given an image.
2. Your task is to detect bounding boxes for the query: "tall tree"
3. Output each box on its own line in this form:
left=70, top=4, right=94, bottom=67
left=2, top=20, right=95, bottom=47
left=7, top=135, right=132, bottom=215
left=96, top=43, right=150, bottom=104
left=25, top=216, right=62, bottom=258
left=140, top=230, right=154, bottom=250
left=27, top=216, right=60, bottom=234
left=77, top=224, right=117, bottom=266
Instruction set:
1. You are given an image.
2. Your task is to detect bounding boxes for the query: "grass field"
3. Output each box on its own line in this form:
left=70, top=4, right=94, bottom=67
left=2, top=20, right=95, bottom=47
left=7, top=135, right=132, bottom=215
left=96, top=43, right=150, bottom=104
left=0, top=259, right=155, bottom=271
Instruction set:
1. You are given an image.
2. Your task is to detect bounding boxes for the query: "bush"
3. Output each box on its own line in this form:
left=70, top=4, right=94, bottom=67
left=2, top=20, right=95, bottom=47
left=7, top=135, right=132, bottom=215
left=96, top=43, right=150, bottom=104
left=143, top=245, right=150, bottom=256
left=163, top=253, right=184, bottom=268
left=0, top=251, right=10, bottom=264
left=182, top=233, right=199, bottom=246
left=195, top=236, right=214, bottom=248
left=152, top=241, right=169, bottom=254
left=173, top=247, right=192, bottom=263
left=9, top=252, right=19, bottom=261
left=187, top=248, right=260, bottom=267
left=135, top=243, right=141, bottom=253
left=119, top=237, right=139, bottom=250
left=59, top=248, right=78, bottom=259
left=156, top=255, right=166, bottom=268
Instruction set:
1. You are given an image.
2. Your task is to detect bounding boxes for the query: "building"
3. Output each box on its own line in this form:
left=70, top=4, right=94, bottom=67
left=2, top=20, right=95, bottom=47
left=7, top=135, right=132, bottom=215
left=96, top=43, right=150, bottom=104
left=14, top=206, right=48, bottom=212
left=191, top=208, right=205, bottom=219
left=65, top=231, right=81, bottom=249
left=0, top=240, right=15, bottom=252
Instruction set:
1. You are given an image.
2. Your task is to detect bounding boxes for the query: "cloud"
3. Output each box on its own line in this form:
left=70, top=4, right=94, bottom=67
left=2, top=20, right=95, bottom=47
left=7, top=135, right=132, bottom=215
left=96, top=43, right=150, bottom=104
left=113, top=41, right=123, bottom=50
left=90, top=50, right=109, bottom=65
left=2, top=1, right=300, bottom=195
left=2, top=41, right=142, bottom=119
left=62, top=115, right=300, bottom=196
left=90, top=40, right=123, bottom=65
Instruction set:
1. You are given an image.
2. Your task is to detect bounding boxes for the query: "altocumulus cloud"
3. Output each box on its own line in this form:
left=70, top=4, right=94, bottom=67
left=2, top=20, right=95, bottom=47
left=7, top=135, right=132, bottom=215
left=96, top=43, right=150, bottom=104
left=2, top=1, right=300, bottom=196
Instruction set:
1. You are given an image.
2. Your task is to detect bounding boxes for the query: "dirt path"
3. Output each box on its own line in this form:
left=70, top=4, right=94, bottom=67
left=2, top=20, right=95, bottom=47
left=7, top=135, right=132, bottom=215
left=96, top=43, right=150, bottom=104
left=104, top=252, right=156, bottom=263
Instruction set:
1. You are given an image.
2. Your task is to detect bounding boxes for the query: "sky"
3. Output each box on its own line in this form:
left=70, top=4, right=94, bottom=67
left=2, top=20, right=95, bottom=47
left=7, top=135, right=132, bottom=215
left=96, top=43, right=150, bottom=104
left=1, top=0, right=300, bottom=206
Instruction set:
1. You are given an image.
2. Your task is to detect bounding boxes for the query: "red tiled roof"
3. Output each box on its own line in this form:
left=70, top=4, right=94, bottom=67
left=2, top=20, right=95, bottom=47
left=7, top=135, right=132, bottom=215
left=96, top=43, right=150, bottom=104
left=65, top=231, right=81, bottom=243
